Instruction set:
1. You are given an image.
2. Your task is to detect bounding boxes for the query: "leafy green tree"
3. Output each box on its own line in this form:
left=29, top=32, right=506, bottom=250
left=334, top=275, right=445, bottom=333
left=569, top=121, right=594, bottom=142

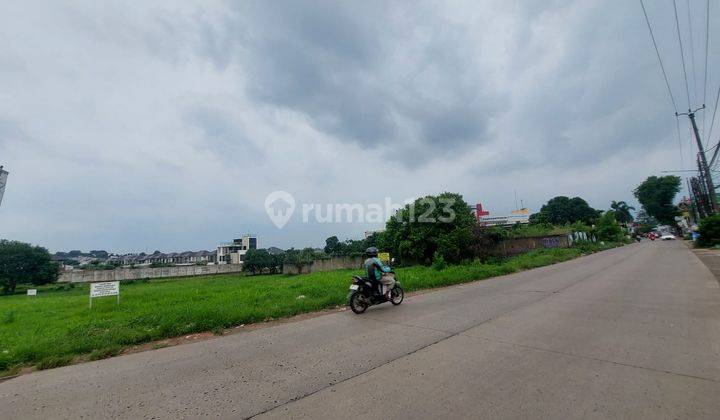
left=0, top=240, right=59, bottom=295
left=323, top=236, right=342, bottom=256
left=384, top=192, right=475, bottom=265
left=697, top=215, right=720, bottom=246
left=341, top=239, right=368, bottom=256
left=283, top=248, right=318, bottom=273
left=243, top=249, right=283, bottom=275
left=528, top=211, right=551, bottom=225
left=610, top=200, right=635, bottom=224
left=595, top=211, right=623, bottom=242
left=633, top=176, right=681, bottom=225
left=531, top=196, right=600, bottom=225
left=242, top=249, right=267, bottom=275
left=365, top=231, right=389, bottom=251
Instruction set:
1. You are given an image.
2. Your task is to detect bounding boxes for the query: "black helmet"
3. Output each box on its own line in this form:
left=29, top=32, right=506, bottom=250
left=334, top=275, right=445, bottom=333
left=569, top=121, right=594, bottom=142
left=365, top=247, right=378, bottom=257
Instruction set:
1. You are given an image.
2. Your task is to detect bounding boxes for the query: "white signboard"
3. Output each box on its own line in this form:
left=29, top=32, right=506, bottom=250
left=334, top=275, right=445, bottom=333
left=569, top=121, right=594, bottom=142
left=89, top=281, right=120, bottom=308
left=27, top=289, right=37, bottom=296
left=90, top=281, right=119, bottom=297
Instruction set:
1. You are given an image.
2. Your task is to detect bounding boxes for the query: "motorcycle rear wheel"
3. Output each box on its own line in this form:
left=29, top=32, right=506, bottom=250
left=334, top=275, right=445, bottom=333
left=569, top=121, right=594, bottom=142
left=390, top=285, right=404, bottom=305
left=349, top=292, right=368, bottom=314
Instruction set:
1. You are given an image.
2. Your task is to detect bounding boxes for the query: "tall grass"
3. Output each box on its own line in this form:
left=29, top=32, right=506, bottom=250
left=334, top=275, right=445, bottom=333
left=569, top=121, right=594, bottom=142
left=0, top=242, right=618, bottom=374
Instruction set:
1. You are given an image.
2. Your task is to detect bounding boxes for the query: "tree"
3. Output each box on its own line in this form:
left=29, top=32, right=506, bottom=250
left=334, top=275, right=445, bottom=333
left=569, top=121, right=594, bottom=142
left=323, top=236, right=342, bottom=256
left=697, top=215, right=720, bottom=246
left=243, top=249, right=282, bottom=275
left=595, top=211, right=623, bottom=242
left=322, top=233, right=390, bottom=257
left=0, top=240, right=59, bottom=295
left=531, top=196, right=600, bottom=225
left=610, top=200, right=635, bottom=224
left=384, top=192, right=475, bottom=265
left=633, top=176, right=681, bottom=225
left=283, top=248, right=318, bottom=273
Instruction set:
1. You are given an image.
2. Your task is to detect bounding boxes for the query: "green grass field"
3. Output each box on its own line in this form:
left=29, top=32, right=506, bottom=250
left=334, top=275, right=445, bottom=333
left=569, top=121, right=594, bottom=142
left=0, top=242, right=619, bottom=375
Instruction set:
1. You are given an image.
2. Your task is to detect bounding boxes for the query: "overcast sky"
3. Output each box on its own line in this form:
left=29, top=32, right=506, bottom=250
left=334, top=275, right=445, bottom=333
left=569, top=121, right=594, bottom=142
left=0, top=0, right=715, bottom=253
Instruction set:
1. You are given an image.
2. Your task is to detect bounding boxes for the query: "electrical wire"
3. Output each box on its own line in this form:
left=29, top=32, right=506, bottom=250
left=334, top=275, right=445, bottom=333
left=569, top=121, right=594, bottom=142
left=674, top=0, right=693, bottom=110
left=640, top=0, right=679, bottom=113
left=703, top=0, right=710, bottom=133
left=676, top=116, right=686, bottom=170
left=707, top=84, right=720, bottom=146
left=687, top=0, right=699, bottom=107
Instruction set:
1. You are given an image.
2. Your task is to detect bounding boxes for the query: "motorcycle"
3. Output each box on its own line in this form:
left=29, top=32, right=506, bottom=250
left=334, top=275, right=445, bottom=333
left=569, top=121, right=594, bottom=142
left=348, top=272, right=404, bottom=314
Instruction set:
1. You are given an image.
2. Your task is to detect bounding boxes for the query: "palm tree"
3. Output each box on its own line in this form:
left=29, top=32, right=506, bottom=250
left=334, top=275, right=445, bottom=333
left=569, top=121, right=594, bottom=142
left=610, top=201, right=635, bottom=224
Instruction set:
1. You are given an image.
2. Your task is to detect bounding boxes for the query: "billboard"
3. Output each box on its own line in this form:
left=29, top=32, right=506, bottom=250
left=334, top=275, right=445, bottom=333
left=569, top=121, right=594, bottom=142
left=472, top=202, right=531, bottom=226
left=0, top=167, right=7, bottom=206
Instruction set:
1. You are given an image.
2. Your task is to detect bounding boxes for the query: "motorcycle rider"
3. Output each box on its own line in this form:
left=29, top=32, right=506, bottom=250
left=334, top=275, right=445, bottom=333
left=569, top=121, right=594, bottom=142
left=363, top=247, right=393, bottom=299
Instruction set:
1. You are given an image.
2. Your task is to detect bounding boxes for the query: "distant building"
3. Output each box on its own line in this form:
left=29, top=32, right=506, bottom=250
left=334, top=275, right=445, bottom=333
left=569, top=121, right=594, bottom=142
left=217, top=234, right=257, bottom=264
left=364, top=229, right=385, bottom=239
left=57, top=249, right=217, bottom=268
left=470, top=203, right=530, bottom=226
left=267, top=246, right=284, bottom=256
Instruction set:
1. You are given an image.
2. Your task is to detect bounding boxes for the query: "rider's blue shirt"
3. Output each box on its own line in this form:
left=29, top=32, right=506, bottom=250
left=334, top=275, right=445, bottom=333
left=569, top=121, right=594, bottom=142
left=364, top=257, right=391, bottom=281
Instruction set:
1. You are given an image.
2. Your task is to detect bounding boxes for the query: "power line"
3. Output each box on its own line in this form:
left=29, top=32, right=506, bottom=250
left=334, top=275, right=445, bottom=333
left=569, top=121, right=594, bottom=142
left=640, top=0, right=679, bottom=113
left=674, top=0, right=693, bottom=110
left=676, top=116, right=686, bottom=169
left=707, top=84, right=720, bottom=146
left=703, top=142, right=720, bottom=154
left=687, top=0, right=699, bottom=107
left=703, top=0, right=710, bottom=134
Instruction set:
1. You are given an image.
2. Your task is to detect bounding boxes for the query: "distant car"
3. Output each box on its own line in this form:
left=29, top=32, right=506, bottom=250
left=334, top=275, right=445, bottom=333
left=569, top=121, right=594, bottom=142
left=660, top=234, right=676, bottom=240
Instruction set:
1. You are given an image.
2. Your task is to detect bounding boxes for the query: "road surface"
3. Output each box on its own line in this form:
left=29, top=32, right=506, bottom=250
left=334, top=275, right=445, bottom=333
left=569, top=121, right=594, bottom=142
left=1, top=241, right=719, bottom=419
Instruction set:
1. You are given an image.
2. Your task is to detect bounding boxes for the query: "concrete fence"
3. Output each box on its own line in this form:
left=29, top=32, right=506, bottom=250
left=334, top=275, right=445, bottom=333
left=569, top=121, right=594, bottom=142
left=59, top=263, right=244, bottom=283
left=493, top=234, right=571, bottom=257
left=283, top=256, right=364, bottom=275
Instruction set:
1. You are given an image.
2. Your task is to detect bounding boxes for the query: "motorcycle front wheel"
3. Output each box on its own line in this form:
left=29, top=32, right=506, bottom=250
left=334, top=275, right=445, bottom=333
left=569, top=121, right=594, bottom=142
left=349, top=292, right=369, bottom=314
left=390, top=285, right=404, bottom=305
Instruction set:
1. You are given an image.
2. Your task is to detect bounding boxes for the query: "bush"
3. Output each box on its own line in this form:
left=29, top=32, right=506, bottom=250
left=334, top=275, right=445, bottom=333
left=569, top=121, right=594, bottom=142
left=596, top=211, right=623, bottom=242
left=469, top=225, right=503, bottom=260
left=697, top=215, right=720, bottom=246
left=431, top=251, right=447, bottom=271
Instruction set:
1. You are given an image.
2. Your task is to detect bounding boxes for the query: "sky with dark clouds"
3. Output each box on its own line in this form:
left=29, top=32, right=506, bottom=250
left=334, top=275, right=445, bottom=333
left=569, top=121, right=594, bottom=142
left=0, top=0, right=715, bottom=252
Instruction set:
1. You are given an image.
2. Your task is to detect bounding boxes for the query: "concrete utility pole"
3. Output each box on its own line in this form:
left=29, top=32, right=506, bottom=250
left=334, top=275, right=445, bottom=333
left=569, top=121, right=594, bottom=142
left=678, top=107, right=719, bottom=213
left=0, top=165, right=8, bottom=207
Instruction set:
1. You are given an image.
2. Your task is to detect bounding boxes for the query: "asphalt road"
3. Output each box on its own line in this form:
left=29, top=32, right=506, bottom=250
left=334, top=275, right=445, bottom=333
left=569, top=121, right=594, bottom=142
left=1, top=241, right=719, bottom=419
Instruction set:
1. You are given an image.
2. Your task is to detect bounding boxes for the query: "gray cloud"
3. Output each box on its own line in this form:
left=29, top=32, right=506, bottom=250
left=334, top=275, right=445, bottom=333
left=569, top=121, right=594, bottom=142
left=0, top=0, right=711, bottom=251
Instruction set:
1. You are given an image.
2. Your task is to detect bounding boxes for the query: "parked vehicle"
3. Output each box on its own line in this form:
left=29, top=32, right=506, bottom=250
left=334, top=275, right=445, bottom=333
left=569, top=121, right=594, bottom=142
left=661, top=234, right=676, bottom=240
left=348, top=272, right=404, bottom=314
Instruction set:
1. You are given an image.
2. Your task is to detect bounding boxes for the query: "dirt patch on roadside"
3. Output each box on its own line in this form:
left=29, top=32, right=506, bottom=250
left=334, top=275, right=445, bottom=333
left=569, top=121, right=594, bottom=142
left=690, top=246, right=720, bottom=286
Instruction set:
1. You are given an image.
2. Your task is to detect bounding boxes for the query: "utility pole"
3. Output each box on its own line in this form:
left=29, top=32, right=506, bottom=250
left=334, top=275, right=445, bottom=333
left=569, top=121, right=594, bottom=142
left=678, top=107, right=719, bottom=213
left=0, top=165, right=8, bottom=207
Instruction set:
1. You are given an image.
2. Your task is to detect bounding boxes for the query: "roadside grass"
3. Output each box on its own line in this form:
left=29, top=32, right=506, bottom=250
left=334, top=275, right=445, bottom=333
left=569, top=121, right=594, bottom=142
left=0, top=242, right=620, bottom=375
